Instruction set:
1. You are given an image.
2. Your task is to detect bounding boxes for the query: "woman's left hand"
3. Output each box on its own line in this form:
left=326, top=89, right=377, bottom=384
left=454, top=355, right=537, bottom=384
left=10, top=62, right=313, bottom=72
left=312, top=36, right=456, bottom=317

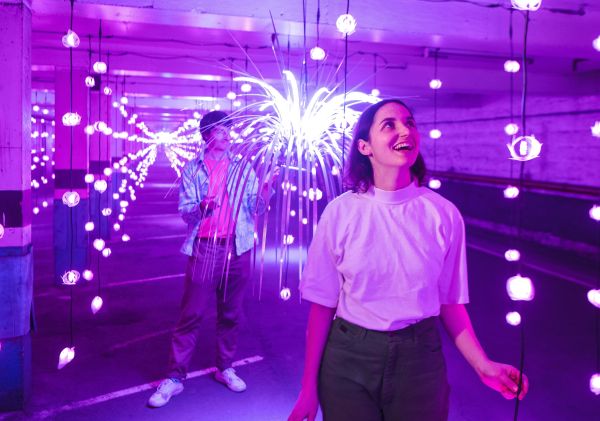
left=477, top=360, right=529, bottom=400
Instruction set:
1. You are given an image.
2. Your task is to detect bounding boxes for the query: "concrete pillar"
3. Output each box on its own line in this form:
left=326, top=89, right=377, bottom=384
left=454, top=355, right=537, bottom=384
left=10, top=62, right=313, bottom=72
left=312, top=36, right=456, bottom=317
left=0, top=0, right=32, bottom=412
left=53, top=68, right=90, bottom=283
left=89, top=89, right=111, bottom=239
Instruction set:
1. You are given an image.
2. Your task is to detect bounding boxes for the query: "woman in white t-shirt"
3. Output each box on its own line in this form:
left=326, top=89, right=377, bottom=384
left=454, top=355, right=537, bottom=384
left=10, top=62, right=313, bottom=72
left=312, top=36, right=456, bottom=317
left=288, top=100, right=529, bottom=421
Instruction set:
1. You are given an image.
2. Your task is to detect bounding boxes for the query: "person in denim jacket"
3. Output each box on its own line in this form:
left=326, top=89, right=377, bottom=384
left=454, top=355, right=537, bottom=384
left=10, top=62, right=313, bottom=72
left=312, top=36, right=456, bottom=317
left=149, top=111, right=275, bottom=408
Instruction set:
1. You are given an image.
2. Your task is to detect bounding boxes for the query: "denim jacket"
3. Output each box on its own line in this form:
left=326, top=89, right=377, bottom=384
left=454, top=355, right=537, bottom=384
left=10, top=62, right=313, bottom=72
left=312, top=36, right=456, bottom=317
left=178, top=155, right=268, bottom=256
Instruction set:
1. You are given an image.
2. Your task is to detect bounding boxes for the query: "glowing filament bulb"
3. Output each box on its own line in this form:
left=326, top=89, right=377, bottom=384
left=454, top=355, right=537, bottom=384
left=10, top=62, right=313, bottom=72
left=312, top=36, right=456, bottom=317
left=103, top=86, right=112, bottom=95
left=33, top=207, right=39, bottom=215
left=336, top=13, right=357, bottom=35
left=61, top=270, right=80, bottom=285
left=280, top=287, right=292, bottom=301
left=102, top=248, right=112, bottom=258
left=113, top=223, right=121, bottom=231
left=507, top=135, right=542, bottom=161
left=591, top=373, right=600, bottom=395
left=504, top=249, right=521, bottom=262
left=240, top=83, right=252, bottom=93
left=589, top=205, right=600, bottom=221
left=506, top=274, right=534, bottom=301
left=310, top=46, right=326, bottom=61
left=103, top=167, right=112, bottom=177
left=429, top=129, right=442, bottom=139
left=121, top=233, right=131, bottom=242
left=429, top=79, right=442, bottom=90
left=102, top=208, right=112, bottom=216
left=84, top=125, right=95, bottom=135
left=503, top=185, right=520, bottom=199
left=120, top=96, right=128, bottom=105
left=82, top=269, right=94, bottom=281
left=93, top=61, right=107, bottom=74
left=504, top=123, right=519, bottom=136
left=62, top=112, right=81, bottom=127
left=505, top=311, right=522, bottom=326
left=57, top=347, right=75, bottom=370
left=61, top=191, right=80, bottom=207
left=94, top=180, right=107, bottom=193
left=511, top=0, right=542, bottom=11
left=591, top=121, right=600, bottom=138
left=84, top=222, right=95, bottom=232
left=370, top=88, right=380, bottom=97
left=226, top=91, right=237, bottom=100
left=85, top=76, right=95, bottom=87
left=283, top=235, right=295, bottom=246
left=0, top=224, right=4, bottom=239
left=428, top=178, right=441, bottom=190
left=62, top=29, right=80, bottom=48
left=93, top=239, right=105, bottom=251
left=587, top=289, right=600, bottom=309
left=91, top=296, right=103, bottom=314
left=504, top=60, right=520, bottom=73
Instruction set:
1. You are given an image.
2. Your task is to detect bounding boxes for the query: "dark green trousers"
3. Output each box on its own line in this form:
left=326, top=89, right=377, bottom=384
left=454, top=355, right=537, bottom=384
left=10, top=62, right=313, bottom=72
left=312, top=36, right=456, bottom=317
left=318, top=317, right=449, bottom=421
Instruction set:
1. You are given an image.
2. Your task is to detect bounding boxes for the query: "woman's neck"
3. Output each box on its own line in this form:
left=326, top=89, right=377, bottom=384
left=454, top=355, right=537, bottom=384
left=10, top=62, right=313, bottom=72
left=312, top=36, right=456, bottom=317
left=372, top=166, right=412, bottom=191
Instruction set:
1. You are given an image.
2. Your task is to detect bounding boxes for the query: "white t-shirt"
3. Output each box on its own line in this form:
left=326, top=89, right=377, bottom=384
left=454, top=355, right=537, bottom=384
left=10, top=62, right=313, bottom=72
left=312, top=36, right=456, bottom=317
left=300, top=182, right=469, bottom=331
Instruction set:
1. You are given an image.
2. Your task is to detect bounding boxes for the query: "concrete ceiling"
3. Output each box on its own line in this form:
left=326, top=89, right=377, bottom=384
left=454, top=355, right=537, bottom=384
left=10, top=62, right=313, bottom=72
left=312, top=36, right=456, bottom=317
left=29, top=0, right=600, bottom=131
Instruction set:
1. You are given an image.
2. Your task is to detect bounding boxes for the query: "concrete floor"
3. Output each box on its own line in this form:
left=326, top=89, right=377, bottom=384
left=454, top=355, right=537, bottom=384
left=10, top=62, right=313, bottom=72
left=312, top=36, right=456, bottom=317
left=2, top=153, right=599, bottom=420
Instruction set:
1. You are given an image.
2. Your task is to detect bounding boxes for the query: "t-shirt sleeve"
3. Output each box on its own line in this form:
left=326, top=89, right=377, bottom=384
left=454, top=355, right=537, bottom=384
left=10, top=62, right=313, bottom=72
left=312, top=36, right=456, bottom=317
left=299, top=206, right=342, bottom=308
left=438, top=206, right=469, bottom=304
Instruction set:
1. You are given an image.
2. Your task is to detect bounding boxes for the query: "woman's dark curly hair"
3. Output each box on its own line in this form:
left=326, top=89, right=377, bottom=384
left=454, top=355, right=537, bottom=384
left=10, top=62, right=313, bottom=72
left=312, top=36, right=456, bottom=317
left=344, top=99, right=426, bottom=193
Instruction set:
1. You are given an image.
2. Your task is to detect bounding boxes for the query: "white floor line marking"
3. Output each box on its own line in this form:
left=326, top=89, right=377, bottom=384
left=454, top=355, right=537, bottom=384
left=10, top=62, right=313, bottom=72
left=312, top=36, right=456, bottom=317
left=107, top=328, right=173, bottom=353
left=467, top=243, right=592, bottom=288
left=33, top=355, right=264, bottom=420
left=34, top=273, right=185, bottom=298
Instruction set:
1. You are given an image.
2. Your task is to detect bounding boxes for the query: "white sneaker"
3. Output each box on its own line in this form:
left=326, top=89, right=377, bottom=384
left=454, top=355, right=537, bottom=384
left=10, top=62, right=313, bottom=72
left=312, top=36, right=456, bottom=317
left=214, top=368, right=247, bottom=392
left=147, top=378, right=184, bottom=408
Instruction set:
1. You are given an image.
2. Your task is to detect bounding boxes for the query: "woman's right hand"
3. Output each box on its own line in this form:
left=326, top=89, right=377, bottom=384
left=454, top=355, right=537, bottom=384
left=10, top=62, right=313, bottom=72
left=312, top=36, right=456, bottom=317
left=288, top=388, right=319, bottom=421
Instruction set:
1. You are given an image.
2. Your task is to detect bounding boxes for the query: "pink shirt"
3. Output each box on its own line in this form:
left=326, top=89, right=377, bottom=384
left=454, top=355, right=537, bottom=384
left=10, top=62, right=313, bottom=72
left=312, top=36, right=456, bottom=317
left=300, top=182, right=469, bottom=331
left=197, top=159, right=235, bottom=239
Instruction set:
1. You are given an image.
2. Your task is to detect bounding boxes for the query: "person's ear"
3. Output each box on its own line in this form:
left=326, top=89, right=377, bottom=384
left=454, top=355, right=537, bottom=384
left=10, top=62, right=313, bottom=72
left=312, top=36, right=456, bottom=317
left=357, top=139, right=372, bottom=157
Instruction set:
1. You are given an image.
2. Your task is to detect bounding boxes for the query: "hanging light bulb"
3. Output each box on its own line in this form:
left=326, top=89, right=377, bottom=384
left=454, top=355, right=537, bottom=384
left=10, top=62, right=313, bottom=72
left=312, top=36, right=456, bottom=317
left=590, top=373, right=600, bottom=395
left=504, top=123, right=519, bottom=136
left=283, top=234, right=295, bottom=246
left=93, top=180, right=107, bottom=193
left=101, top=208, right=112, bottom=216
left=504, top=60, right=520, bottom=73
left=91, top=296, right=103, bottom=314
left=61, top=191, right=80, bottom=208
left=82, top=269, right=94, bottom=281
left=103, top=168, right=113, bottom=177
left=511, top=0, right=542, bottom=11
left=506, top=274, right=535, bottom=301
left=593, top=36, right=600, bottom=52
left=57, top=347, right=75, bottom=370
left=429, top=129, right=442, bottom=139
left=93, top=238, right=105, bottom=251
left=0, top=224, right=4, bottom=239
left=121, top=233, right=131, bottom=242
left=429, top=79, right=442, bottom=90
left=226, top=91, right=237, bottom=101
left=42, top=200, right=48, bottom=208
left=84, top=174, right=94, bottom=184
left=370, top=88, right=380, bottom=97
left=280, top=287, right=292, bottom=301
left=310, top=46, right=326, bottom=61
left=102, top=248, right=112, bottom=258
left=302, top=217, right=308, bottom=225
left=118, top=214, right=125, bottom=222
left=84, top=221, right=95, bottom=232
left=503, top=185, right=520, bottom=199
left=62, top=112, right=81, bottom=127
left=33, top=206, right=40, bottom=215
left=233, top=100, right=242, bottom=108
left=507, top=135, right=542, bottom=161
left=589, top=205, right=600, bottom=221
left=113, top=223, right=121, bottom=232
left=240, top=83, right=252, bottom=93
left=32, top=105, right=40, bottom=112
left=587, top=289, right=600, bottom=309
left=61, top=29, right=80, bottom=48
left=103, top=86, right=112, bottom=95
left=84, top=76, right=95, bottom=88
left=428, top=178, right=442, bottom=190
left=120, top=97, right=128, bottom=105
left=61, top=270, right=80, bottom=285
left=591, top=121, right=600, bottom=138
left=93, top=61, right=107, bottom=74
left=505, top=311, right=522, bottom=326
left=119, top=200, right=129, bottom=208
left=336, top=13, right=357, bottom=36
left=84, top=125, right=95, bottom=135
left=504, top=249, right=521, bottom=262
